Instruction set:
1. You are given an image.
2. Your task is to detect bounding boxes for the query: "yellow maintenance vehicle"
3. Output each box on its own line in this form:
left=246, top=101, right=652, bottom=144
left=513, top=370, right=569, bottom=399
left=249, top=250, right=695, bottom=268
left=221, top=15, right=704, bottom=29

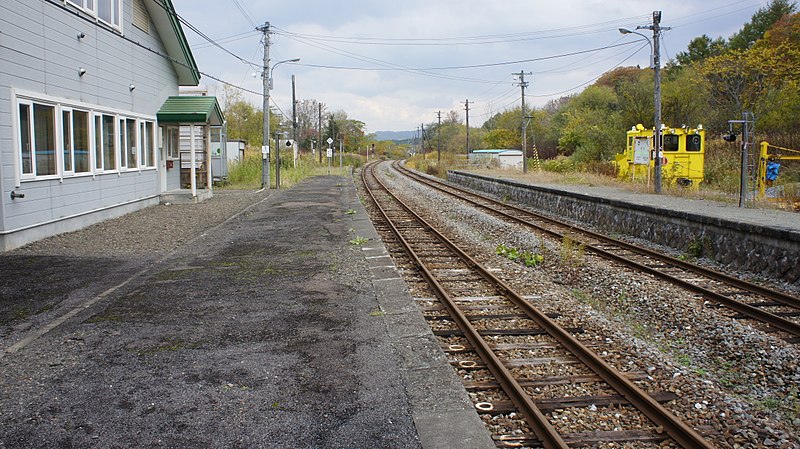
left=615, top=124, right=706, bottom=187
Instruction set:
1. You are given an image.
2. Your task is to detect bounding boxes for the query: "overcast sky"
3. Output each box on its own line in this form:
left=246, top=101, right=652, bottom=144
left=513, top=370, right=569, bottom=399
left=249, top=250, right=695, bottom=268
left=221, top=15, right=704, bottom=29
left=172, top=0, right=770, bottom=133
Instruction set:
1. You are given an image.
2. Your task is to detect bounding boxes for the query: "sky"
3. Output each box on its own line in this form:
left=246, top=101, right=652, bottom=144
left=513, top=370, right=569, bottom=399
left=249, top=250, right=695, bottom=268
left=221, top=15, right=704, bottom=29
left=171, top=0, right=772, bottom=133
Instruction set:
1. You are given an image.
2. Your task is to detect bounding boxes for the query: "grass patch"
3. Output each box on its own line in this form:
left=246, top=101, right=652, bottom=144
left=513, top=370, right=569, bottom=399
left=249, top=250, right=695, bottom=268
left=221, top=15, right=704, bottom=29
left=368, top=309, right=384, bottom=317
left=350, top=236, right=369, bottom=245
left=86, top=314, right=124, bottom=324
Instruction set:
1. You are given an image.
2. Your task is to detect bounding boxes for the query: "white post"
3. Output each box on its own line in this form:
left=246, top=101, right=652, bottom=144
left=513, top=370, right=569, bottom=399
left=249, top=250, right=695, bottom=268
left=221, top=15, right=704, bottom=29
left=206, top=125, right=213, bottom=192
left=189, top=124, right=197, bottom=198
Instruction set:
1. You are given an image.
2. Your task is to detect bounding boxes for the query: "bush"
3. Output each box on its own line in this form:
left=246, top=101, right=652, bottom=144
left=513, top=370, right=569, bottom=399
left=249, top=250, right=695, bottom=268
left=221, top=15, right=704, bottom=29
left=541, top=156, right=576, bottom=173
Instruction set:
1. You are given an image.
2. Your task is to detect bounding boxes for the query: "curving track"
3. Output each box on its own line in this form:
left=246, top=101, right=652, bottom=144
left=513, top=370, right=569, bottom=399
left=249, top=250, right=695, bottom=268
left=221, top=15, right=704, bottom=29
left=362, top=161, right=714, bottom=448
left=393, top=161, right=800, bottom=343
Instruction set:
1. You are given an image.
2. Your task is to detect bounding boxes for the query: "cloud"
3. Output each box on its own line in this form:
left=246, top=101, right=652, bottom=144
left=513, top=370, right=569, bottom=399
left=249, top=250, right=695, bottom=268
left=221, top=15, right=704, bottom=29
left=175, top=0, right=762, bottom=131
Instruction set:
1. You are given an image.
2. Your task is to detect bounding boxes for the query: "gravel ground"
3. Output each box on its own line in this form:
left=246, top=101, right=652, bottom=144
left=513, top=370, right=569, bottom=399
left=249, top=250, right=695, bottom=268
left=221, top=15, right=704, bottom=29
left=1, top=190, right=271, bottom=341
left=375, top=163, right=800, bottom=448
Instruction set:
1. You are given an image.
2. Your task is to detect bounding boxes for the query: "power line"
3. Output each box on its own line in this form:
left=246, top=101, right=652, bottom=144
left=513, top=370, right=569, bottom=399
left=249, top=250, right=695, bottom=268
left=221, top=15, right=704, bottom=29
left=149, top=0, right=260, bottom=70
left=530, top=42, right=649, bottom=98
left=270, top=16, right=650, bottom=46
left=229, top=0, right=257, bottom=28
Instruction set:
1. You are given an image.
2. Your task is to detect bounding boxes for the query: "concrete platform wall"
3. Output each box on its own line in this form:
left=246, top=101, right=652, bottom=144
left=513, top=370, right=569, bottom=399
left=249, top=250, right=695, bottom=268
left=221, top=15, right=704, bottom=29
left=448, top=171, right=800, bottom=285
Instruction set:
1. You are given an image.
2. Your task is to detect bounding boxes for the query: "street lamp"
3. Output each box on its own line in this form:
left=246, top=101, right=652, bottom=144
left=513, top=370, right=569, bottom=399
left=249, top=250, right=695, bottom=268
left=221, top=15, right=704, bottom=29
left=262, top=57, right=299, bottom=189
left=620, top=26, right=663, bottom=194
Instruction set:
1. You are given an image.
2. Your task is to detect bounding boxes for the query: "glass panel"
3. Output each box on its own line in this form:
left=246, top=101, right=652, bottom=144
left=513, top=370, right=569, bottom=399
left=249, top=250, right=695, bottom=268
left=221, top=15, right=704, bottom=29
left=127, top=119, right=137, bottom=168
left=87, top=0, right=93, bottom=10
left=95, top=115, right=103, bottom=169
left=663, top=134, right=679, bottom=152
left=686, top=134, right=702, bottom=152
left=119, top=119, right=126, bottom=167
left=74, top=111, right=90, bottom=173
left=19, top=104, right=32, bottom=175
left=113, top=0, right=120, bottom=26
left=33, top=104, right=56, bottom=176
left=63, top=110, right=73, bottom=172
left=146, top=122, right=155, bottom=167
left=102, top=114, right=116, bottom=170
left=98, top=0, right=111, bottom=23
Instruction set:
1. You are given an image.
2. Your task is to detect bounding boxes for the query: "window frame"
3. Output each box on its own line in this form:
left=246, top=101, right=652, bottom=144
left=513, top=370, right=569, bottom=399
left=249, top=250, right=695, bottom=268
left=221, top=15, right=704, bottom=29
left=65, top=0, right=123, bottom=32
left=16, top=99, right=60, bottom=180
left=13, top=91, right=158, bottom=185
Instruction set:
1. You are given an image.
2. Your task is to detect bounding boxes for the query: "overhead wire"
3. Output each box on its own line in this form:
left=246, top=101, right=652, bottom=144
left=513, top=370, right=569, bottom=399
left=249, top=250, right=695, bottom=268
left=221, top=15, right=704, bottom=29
left=530, top=42, right=649, bottom=99
left=150, top=0, right=260, bottom=70
left=270, top=15, right=650, bottom=46
left=229, top=0, right=257, bottom=29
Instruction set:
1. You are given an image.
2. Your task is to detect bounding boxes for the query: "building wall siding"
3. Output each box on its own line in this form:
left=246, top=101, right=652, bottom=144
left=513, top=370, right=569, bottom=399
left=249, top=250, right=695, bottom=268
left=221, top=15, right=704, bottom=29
left=0, top=0, right=182, bottom=246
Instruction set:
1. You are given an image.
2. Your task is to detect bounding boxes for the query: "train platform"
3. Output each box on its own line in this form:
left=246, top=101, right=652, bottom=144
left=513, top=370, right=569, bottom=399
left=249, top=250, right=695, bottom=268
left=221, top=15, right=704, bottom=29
left=448, top=169, right=800, bottom=284
left=0, top=176, right=494, bottom=448
left=519, top=180, right=800, bottom=233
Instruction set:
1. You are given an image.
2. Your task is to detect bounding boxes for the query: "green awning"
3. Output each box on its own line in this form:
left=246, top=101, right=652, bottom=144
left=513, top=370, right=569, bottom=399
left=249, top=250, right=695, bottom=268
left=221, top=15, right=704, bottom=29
left=157, top=96, right=224, bottom=125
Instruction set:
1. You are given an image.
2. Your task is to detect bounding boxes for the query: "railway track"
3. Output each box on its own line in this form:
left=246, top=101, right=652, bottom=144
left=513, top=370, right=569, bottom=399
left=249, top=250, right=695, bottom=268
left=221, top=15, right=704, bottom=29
left=392, top=161, right=800, bottom=343
left=362, top=161, right=715, bottom=448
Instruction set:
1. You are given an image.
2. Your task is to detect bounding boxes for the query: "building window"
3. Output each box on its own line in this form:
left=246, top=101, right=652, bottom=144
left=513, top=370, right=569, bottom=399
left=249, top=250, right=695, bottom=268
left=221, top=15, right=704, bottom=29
left=141, top=121, right=155, bottom=167
left=67, top=0, right=121, bottom=30
left=73, top=110, right=91, bottom=173
left=62, top=110, right=73, bottom=172
left=102, top=114, right=116, bottom=171
left=123, top=118, right=138, bottom=169
left=18, top=102, right=57, bottom=177
left=19, top=104, right=32, bottom=175
left=17, top=95, right=155, bottom=180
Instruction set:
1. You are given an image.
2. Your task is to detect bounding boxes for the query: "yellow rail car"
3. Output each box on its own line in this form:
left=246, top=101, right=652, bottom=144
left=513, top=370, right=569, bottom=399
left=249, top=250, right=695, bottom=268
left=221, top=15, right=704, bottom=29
left=616, top=124, right=706, bottom=187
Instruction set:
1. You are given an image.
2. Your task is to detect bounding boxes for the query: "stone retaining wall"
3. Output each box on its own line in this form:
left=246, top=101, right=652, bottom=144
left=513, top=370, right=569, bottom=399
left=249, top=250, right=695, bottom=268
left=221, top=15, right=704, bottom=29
left=448, top=171, right=800, bottom=285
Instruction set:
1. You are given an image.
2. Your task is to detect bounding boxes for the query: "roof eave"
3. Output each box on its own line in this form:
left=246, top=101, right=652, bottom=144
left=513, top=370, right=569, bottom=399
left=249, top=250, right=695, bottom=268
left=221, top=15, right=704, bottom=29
left=143, top=0, right=200, bottom=86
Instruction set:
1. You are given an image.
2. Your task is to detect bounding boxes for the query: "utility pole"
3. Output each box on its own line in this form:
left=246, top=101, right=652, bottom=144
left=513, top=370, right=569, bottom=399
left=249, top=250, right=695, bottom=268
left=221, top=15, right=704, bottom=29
left=291, top=75, right=297, bottom=143
left=257, top=22, right=271, bottom=189
left=318, top=103, right=323, bottom=164
left=421, top=123, right=426, bottom=154
left=514, top=71, right=532, bottom=174
left=464, top=99, right=472, bottom=155
left=642, top=11, right=670, bottom=194
left=437, top=110, right=442, bottom=163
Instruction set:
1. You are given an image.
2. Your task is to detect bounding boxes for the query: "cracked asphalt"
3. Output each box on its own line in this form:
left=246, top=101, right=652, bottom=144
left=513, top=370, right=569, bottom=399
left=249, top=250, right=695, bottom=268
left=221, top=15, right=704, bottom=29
left=0, top=176, right=422, bottom=448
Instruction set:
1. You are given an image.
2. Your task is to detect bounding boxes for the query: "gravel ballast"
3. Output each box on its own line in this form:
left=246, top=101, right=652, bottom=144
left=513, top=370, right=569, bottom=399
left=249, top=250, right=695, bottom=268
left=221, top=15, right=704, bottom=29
left=376, top=163, right=799, bottom=448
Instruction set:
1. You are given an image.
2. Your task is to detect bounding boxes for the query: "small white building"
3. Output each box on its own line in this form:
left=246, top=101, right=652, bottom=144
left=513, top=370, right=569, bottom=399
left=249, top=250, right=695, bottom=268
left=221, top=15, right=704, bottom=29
left=468, top=149, right=523, bottom=169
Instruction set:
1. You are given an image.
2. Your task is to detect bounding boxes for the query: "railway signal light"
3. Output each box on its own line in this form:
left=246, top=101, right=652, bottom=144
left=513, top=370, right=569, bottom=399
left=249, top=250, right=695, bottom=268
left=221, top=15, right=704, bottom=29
left=723, top=132, right=737, bottom=142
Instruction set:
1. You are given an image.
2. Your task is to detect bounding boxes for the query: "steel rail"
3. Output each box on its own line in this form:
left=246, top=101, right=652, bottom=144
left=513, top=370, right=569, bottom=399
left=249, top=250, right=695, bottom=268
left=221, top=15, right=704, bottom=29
left=362, top=162, right=570, bottom=449
left=364, top=162, right=714, bottom=449
left=394, top=162, right=800, bottom=340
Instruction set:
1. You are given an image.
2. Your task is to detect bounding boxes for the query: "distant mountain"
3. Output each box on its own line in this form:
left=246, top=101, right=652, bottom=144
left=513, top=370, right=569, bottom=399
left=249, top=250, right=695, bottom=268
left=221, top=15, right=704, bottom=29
left=374, top=130, right=416, bottom=142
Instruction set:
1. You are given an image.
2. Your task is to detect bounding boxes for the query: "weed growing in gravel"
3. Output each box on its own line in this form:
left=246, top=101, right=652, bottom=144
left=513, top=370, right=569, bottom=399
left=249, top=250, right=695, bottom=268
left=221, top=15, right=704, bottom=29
left=368, top=309, right=384, bottom=317
left=350, top=236, right=368, bottom=245
left=345, top=209, right=356, bottom=215
left=496, top=243, right=544, bottom=267
left=559, top=234, right=585, bottom=267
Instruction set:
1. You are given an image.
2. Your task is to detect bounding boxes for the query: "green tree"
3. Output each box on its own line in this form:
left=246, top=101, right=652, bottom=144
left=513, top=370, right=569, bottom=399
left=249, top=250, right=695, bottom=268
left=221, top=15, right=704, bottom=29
left=728, top=0, right=796, bottom=50
left=676, top=35, right=727, bottom=65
